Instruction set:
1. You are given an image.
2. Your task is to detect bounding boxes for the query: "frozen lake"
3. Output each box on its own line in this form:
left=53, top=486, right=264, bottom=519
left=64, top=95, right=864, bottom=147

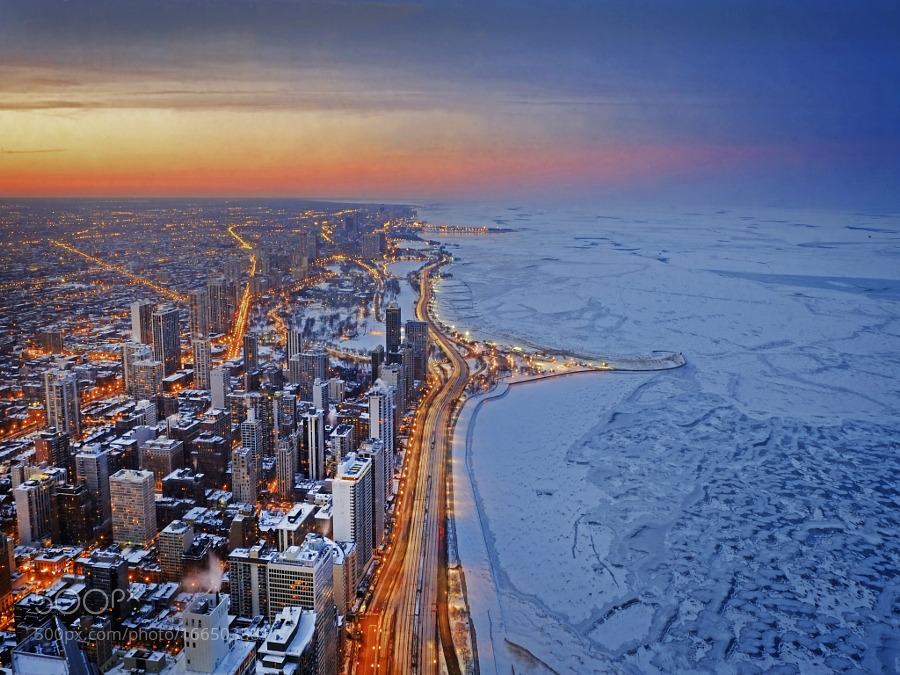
left=430, top=204, right=900, bottom=674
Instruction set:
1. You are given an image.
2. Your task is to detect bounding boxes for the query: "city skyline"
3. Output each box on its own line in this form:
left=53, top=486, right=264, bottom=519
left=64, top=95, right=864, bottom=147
left=2, top=1, right=899, bottom=207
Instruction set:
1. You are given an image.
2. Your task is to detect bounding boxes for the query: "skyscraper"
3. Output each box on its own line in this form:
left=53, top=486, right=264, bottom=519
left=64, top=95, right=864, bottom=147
left=159, top=520, right=193, bottom=582
left=286, top=328, right=302, bottom=363
left=231, top=447, right=257, bottom=504
left=192, top=339, right=212, bottom=390
left=357, top=439, right=386, bottom=549
left=405, top=320, right=429, bottom=382
left=151, top=305, right=182, bottom=376
left=44, top=369, right=80, bottom=438
left=14, top=475, right=56, bottom=544
left=266, top=534, right=337, bottom=675
left=131, top=300, right=154, bottom=345
left=82, top=552, right=131, bottom=628
left=368, top=384, right=395, bottom=499
left=289, top=348, right=329, bottom=401
left=140, top=438, right=184, bottom=491
left=109, top=469, right=156, bottom=546
left=131, top=360, right=164, bottom=400
left=34, top=428, right=72, bottom=480
left=243, top=332, right=259, bottom=372
left=188, top=288, right=210, bottom=339
left=75, top=444, right=111, bottom=530
left=385, top=302, right=401, bottom=354
left=303, top=409, right=325, bottom=481
left=122, top=342, right=153, bottom=396
left=210, top=367, right=231, bottom=409
left=229, top=545, right=275, bottom=620
left=276, top=437, right=297, bottom=500
left=207, top=277, right=233, bottom=335
left=241, top=407, right=263, bottom=486
left=333, top=453, right=373, bottom=580
left=370, top=345, right=384, bottom=385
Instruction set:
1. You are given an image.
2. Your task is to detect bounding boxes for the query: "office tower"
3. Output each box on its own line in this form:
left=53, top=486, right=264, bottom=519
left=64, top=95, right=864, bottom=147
left=241, top=407, right=263, bottom=485
left=385, top=302, right=401, bottom=353
left=333, top=453, right=373, bottom=580
left=286, top=328, right=302, bottom=364
left=151, top=305, right=182, bottom=376
left=330, top=424, right=355, bottom=459
left=327, top=377, right=344, bottom=405
left=14, top=475, right=56, bottom=544
left=243, top=333, right=259, bottom=372
left=302, top=409, right=325, bottom=481
left=131, top=359, right=164, bottom=401
left=332, top=542, right=356, bottom=618
left=41, top=329, right=64, bottom=354
left=312, top=377, right=329, bottom=412
left=378, top=362, right=405, bottom=413
left=35, top=428, right=72, bottom=480
left=160, top=519, right=193, bottom=582
left=229, top=545, right=275, bottom=619
left=51, top=484, right=93, bottom=545
left=75, top=444, right=111, bottom=528
left=188, top=288, right=210, bottom=339
left=258, top=607, right=317, bottom=674
left=141, top=438, right=184, bottom=490
left=83, top=552, right=131, bottom=627
left=207, top=277, right=228, bottom=335
left=357, top=439, right=386, bottom=549
left=210, top=367, right=231, bottom=409
left=193, top=338, right=212, bottom=390
left=109, top=469, right=157, bottom=546
left=131, top=300, right=154, bottom=344
left=289, top=348, right=329, bottom=401
left=182, top=593, right=255, bottom=675
left=276, top=437, right=297, bottom=500
left=368, top=384, right=395, bottom=499
left=406, top=320, right=429, bottom=382
left=44, top=369, right=80, bottom=438
left=231, top=447, right=257, bottom=504
left=266, top=534, right=337, bottom=675
left=243, top=391, right=276, bottom=459
left=195, top=432, right=229, bottom=491
left=123, top=341, right=153, bottom=395
left=370, top=345, right=384, bottom=385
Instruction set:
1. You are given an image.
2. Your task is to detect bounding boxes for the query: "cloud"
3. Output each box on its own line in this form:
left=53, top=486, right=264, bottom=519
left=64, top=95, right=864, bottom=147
left=1, top=147, right=66, bottom=154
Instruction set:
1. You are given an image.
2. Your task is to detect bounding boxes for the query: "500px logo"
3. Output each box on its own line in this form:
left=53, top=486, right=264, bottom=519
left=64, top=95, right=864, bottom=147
left=32, top=589, right=136, bottom=616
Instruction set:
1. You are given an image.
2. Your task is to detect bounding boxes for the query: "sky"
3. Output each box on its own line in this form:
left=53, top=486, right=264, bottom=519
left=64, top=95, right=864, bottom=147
left=1, top=0, right=899, bottom=207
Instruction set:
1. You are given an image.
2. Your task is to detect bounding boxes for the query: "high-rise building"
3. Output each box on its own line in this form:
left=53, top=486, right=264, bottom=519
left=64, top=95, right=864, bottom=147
left=385, top=302, right=401, bottom=354
left=289, top=349, right=329, bottom=401
left=109, top=469, right=157, bottom=546
left=303, top=409, right=325, bottom=481
left=193, top=339, right=212, bottom=390
left=188, top=288, right=210, bottom=339
left=370, top=345, right=384, bottom=385
left=14, top=475, right=56, bottom=544
left=51, top=484, right=93, bottom=545
left=310, top=378, right=328, bottom=413
left=207, top=277, right=234, bottom=336
left=330, top=423, right=355, bottom=459
left=151, top=305, right=182, bottom=376
left=231, top=447, right=257, bottom=504
left=123, top=342, right=153, bottom=395
left=159, top=520, right=193, bottom=582
left=195, top=432, right=229, bottom=491
left=41, top=329, right=64, bottom=354
left=266, top=534, right=337, bottom=675
left=83, top=552, right=131, bottom=627
left=241, top=407, right=263, bottom=487
left=242, top=333, right=259, bottom=372
left=75, top=444, right=111, bottom=529
left=257, top=606, right=317, bottom=674
left=44, top=369, right=80, bottom=438
left=210, top=367, right=231, bottom=409
left=35, top=428, right=72, bottom=480
left=333, top=453, right=373, bottom=580
left=140, top=438, right=184, bottom=490
left=405, top=320, right=429, bottom=382
left=378, top=362, right=406, bottom=413
left=286, top=328, right=303, bottom=364
left=368, top=384, right=395, bottom=499
left=276, top=437, right=297, bottom=500
left=131, top=359, right=164, bottom=401
left=131, top=300, right=154, bottom=344
left=357, top=439, right=386, bottom=549
left=181, top=594, right=254, bottom=675
left=229, top=545, right=276, bottom=620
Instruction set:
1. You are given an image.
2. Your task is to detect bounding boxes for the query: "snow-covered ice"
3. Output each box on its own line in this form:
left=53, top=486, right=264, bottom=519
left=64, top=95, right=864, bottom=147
left=433, top=204, right=900, bottom=673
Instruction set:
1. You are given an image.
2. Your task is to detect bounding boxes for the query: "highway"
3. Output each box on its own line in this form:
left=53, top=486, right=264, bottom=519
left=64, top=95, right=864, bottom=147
left=355, top=258, right=469, bottom=674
